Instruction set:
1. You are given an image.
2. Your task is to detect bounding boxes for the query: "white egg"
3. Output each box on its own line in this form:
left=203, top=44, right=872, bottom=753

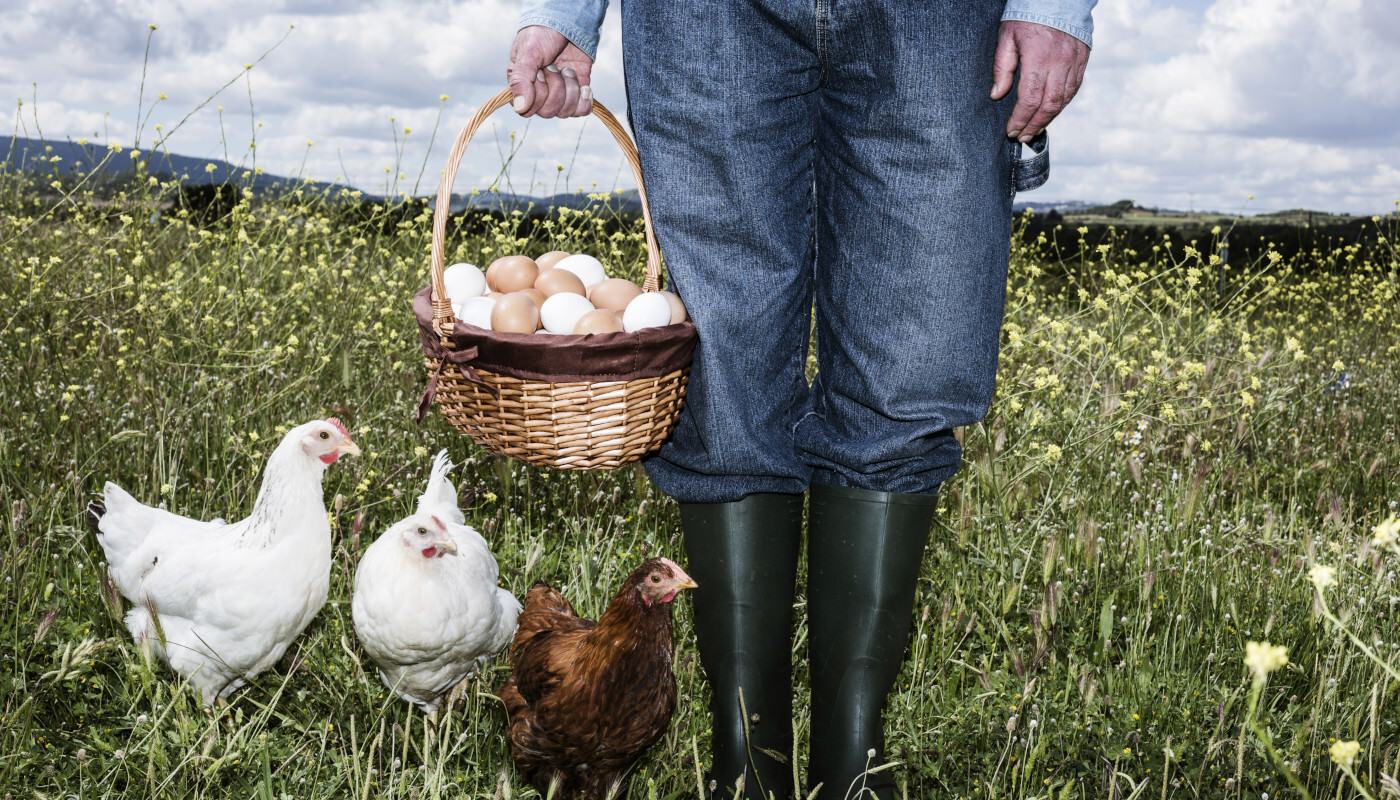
left=539, top=292, right=596, bottom=334
left=455, top=296, right=497, bottom=330
left=622, top=291, right=674, bottom=332
left=444, top=262, right=487, bottom=304
left=553, top=254, right=609, bottom=287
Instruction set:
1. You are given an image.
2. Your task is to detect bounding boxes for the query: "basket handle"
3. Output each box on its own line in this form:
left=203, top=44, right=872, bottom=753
left=429, top=88, right=664, bottom=342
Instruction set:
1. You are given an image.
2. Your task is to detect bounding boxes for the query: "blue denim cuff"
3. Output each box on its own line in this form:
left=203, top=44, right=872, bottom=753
left=517, top=0, right=609, bottom=61
left=1002, top=0, right=1096, bottom=47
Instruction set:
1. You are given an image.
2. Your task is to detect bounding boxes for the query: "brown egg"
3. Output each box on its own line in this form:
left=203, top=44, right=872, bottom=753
left=484, top=258, right=509, bottom=289
left=572, top=309, right=625, bottom=335
left=488, top=255, right=539, bottom=293
left=534, top=250, right=571, bottom=271
left=522, top=287, right=548, bottom=308
left=588, top=278, right=643, bottom=312
left=534, top=266, right=587, bottom=297
left=490, top=291, right=541, bottom=333
left=656, top=290, right=688, bottom=324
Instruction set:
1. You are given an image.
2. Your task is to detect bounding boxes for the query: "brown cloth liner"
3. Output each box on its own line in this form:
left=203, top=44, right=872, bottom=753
left=414, top=286, right=697, bottom=414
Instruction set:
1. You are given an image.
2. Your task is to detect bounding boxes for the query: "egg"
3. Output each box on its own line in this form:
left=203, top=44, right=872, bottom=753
left=443, top=262, right=487, bottom=304
left=490, top=291, right=541, bottom=333
left=656, top=290, right=688, bottom=324
left=534, top=266, right=587, bottom=297
left=553, top=253, right=609, bottom=287
left=522, top=287, right=548, bottom=309
left=540, top=292, right=596, bottom=334
left=573, top=309, right=625, bottom=335
left=588, top=278, right=643, bottom=312
left=534, top=250, right=572, bottom=271
left=622, top=291, right=674, bottom=332
left=455, top=296, right=497, bottom=330
left=488, top=255, right=540, bottom=293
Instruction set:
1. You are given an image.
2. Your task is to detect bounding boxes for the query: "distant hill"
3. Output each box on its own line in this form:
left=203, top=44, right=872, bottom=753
left=3, top=137, right=1368, bottom=227
left=0, top=135, right=353, bottom=197
left=1013, top=198, right=1117, bottom=214
left=0, top=135, right=643, bottom=215
left=1013, top=199, right=1383, bottom=267
left=1019, top=198, right=1366, bottom=227
left=450, top=188, right=643, bottom=216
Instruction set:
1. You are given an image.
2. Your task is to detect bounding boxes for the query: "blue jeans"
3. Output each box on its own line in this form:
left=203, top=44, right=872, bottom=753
left=624, top=1, right=1026, bottom=503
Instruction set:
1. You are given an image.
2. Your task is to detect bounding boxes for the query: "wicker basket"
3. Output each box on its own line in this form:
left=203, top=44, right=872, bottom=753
left=415, top=89, right=697, bottom=470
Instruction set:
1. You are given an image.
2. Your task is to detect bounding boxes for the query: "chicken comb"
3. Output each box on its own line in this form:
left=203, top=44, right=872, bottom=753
left=326, top=417, right=350, bottom=438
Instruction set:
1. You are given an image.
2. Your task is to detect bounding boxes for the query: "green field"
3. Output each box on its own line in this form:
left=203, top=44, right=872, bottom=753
left=2, top=154, right=1398, bottom=799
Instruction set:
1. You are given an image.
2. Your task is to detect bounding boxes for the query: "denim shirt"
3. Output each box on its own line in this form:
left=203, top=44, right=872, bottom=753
left=518, top=0, right=1096, bottom=61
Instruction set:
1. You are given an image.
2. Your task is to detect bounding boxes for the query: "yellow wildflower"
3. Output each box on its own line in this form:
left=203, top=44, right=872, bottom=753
left=1244, top=640, right=1288, bottom=678
left=1329, top=740, right=1360, bottom=768
left=1373, top=515, right=1400, bottom=550
left=1308, top=564, right=1336, bottom=590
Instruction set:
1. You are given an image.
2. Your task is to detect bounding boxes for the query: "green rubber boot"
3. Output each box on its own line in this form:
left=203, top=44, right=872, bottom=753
left=681, top=493, right=804, bottom=800
left=806, top=483, right=938, bottom=800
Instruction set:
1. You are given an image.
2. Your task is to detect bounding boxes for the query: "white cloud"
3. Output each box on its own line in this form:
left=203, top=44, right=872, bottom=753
left=3, top=1, right=1395, bottom=214
left=1048, top=0, right=1400, bottom=213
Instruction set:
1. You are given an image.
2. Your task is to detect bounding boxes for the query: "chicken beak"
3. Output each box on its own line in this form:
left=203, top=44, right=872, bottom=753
left=338, top=439, right=361, bottom=458
left=431, top=532, right=458, bottom=556
left=674, top=566, right=698, bottom=591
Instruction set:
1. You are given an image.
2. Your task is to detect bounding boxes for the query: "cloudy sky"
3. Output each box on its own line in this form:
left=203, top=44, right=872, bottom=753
left=4, top=0, right=1397, bottom=215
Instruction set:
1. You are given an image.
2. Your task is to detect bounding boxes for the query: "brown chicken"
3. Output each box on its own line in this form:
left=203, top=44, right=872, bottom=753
left=496, top=557, right=698, bottom=799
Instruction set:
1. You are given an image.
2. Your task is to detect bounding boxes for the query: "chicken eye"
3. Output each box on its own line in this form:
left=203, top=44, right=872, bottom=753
left=650, top=574, right=661, bottom=584
left=319, top=431, right=330, bottom=440
left=417, top=527, right=427, bottom=535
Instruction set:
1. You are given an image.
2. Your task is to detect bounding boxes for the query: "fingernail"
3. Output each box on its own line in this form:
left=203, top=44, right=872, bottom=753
left=1008, top=128, right=1021, bottom=140
left=513, top=95, right=528, bottom=113
left=536, top=69, right=546, bottom=82
left=581, top=85, right=592, bottom=100
left=545, top=64, right=560, bottom=73
left=561, top=67, right=576, bottom=78
left=1019, top=132, right=1034, bottom=143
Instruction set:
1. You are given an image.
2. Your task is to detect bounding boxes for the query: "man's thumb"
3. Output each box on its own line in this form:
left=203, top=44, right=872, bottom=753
left=506, top=59, right=534, bottom=109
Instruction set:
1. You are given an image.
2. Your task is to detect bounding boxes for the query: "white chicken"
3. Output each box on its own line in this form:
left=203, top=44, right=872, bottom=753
left=88, top=418, right=360, bottom=704
left=352, top=450, right=520, bottom=715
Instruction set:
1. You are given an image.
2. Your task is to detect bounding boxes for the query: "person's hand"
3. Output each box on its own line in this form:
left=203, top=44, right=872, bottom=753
left=991, top=21, right=1091, bottom=142
left=506, top=25, right=594, bottom=118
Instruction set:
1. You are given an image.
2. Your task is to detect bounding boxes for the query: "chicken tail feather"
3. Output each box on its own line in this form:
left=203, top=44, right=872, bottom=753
left=523, top=581, right=576, bottom=617
left=89, top=481, right=154, bottom=575
left=85, top=495, right=107, bottom=536
left=417, top=450, right=465, bottom=525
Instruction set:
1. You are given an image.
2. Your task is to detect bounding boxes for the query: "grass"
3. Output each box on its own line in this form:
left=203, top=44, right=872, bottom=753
left=1, top=139, right=1399, bottom=800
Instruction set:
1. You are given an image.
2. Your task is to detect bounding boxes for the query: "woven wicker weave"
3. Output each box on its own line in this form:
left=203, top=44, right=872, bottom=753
left=418, top=89, right=695, bottom=470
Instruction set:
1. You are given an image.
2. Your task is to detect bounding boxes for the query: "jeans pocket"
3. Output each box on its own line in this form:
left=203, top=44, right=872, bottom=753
left=1010, top=131, right=1050, bottom=194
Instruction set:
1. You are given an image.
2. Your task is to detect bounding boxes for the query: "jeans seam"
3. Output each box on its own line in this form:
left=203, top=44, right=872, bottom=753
left=1008, top=140, right=1019, bottom=200
left=815, top=0, right=830, bottom=85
